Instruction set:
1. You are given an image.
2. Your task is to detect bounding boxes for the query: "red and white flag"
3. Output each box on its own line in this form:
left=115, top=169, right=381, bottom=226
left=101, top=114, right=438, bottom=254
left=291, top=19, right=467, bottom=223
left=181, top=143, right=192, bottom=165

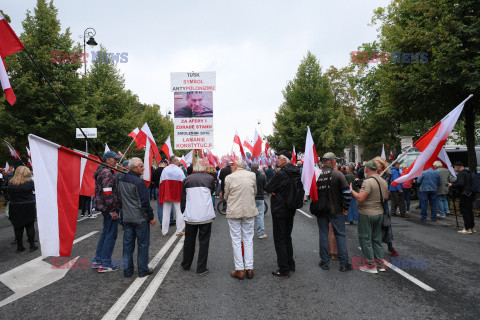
left=136, top=123, right=161, bottom=162
left=128, top=127, right=142, bottom=149
left=143, top=138, right=153, bottom=187
left=265, top=140, right=270, bottom=156
left=158, top=163, right=185, bottom=206
left=28, top=134, right=83, bottom=257
left=381, top=144, right=386, bottom=160
left=4, top=140, right=21, bottom=159
left=0, top=13, right=25, bottom=105
left=389, top=151, right=394, bottom=160
left=161, top=136, right=174, bottom=159
left=234, top=130, right=246, bottom=159
left=301, top=127, right=318, bottom=202
left=252, top=128, right=262, bottom=158
left=4, top=162, right=9, bottom=173
left=392, top=95, right=473, bottom=186
left=27, top=158, right=32, bottom=167
left=26, top=146, right=31, bottom=157
left=180, top=150, right=193, bottom=169
left=76, top=150, right=100, bottom=197
left=243, top=136, right=253, bottom=153
left=292, top=146, right=297, bottom=165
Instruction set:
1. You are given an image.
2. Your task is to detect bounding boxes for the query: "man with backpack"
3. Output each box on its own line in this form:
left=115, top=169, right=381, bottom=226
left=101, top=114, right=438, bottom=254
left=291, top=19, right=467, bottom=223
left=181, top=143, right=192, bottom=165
left=449, top=162, right=476, bottom=234
left=310, top=152, right=352, bottom=272
left=265, top=150, right=304, bottom=279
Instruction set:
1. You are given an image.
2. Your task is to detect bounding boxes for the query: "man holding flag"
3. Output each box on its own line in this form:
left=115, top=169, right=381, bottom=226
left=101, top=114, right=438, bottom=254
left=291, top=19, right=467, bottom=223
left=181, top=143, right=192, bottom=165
left=92, top=151, right=122, bottom=272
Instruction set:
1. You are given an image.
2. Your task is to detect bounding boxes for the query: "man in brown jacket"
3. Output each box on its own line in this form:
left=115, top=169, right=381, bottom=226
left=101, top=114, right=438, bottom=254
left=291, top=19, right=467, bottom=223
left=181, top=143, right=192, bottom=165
left=225, top=158, right=258, bottom=280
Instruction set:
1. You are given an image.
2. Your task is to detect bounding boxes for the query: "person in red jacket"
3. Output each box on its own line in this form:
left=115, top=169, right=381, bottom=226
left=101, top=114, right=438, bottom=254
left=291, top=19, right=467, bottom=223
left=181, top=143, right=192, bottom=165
left=400, top=165, right=414, bottom=214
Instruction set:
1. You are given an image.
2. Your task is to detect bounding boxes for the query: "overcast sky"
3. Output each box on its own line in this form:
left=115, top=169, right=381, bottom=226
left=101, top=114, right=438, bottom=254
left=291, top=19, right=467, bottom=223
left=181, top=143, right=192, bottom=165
left=6, top=0, right=390, bottom=155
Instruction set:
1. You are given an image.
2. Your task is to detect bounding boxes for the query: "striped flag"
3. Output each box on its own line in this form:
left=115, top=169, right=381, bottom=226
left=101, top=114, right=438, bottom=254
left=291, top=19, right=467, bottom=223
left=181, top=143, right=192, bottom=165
left=28, top=134, right=83, bottom=257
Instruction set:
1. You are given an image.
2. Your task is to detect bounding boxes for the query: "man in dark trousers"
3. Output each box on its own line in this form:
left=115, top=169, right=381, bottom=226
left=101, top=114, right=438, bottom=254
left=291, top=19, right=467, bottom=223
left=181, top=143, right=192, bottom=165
left=218, top=161, right=232, bottom=200
left=313, top=152, right=352, bottom=272
left=251, top=163, right=267, bottom=238
left=118, top=157, right=156, bottom=277
left=449, top=161, right=475, bottom=234
left=265, top=150, right=302, bottom=278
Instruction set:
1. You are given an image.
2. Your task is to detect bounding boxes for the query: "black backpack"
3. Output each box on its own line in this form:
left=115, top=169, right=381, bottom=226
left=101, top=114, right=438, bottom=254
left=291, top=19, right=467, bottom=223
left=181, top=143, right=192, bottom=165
left=310, top=170, right=333, bottom=217
left=283, top=171, right=305, bottom=210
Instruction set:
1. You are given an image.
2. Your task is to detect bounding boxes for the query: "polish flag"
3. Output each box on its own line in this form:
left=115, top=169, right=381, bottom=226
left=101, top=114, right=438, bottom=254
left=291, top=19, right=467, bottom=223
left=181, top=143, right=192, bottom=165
left=136, top=123, right=161, bottom=162
left=243, top=136, right=253, bottom=153
left=292, top=146, right=297, bottom=165
left=26, top=146, right=31, bottom=157
left=301, top=127, right=318, bottom=202
left=143, top=138, right=153, bottom=187
left=252, top=128, right=262, bottom=158
left=0, top=13, right=25, bottom=105
left=27, top=158, right=32, bottom=167
left=381, top=144, right=386, bottom=160
left=234, top=130, right=246, bottom=159
left=181, top=150, right=193, bottom=168
left=128, top=127, right=142, bottom=148
left=5, top=162, right=10, bottom=173
left=158, top=163, right=185, bottom=206
left=392, top=95, right=473, bottom=186
left=389, top=151, right=394, bottom=160
left=28, top=134, right=83, bottom=257
left=104, top=143, right=110, bottom=153
left=265, top=140, right=270, bottom=156
left=161, top=136, right=174, bottom=159
left=207, top=150, right=216, bottom=166
left=117, top=151, right=124, bottom=158
left=77, top=151, right=100, bottom=197
left=5, top=140, right=21, bottom=159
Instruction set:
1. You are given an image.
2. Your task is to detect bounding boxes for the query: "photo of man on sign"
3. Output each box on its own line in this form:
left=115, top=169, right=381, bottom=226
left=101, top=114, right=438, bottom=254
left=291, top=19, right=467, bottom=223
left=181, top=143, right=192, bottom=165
left=174, top=91, right=213, bottom=118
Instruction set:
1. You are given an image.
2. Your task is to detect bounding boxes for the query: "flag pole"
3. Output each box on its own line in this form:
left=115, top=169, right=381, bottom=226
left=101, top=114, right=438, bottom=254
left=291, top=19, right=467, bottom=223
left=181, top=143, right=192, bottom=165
left=379, top=146, right=414, bottom=176
left=22, top=48, right=103, bottom=161
left=119, top=139, right=135, bottom=163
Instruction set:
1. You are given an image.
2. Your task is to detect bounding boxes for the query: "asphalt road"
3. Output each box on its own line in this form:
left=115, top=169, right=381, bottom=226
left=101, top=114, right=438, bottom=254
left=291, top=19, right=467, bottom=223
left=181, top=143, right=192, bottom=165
left=0, top=197, right=479, bottom=320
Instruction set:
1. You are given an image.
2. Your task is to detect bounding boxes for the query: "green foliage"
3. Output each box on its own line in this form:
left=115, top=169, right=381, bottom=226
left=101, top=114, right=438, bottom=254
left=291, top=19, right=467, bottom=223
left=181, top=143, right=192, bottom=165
left=269, top=52, right=357, bottom=155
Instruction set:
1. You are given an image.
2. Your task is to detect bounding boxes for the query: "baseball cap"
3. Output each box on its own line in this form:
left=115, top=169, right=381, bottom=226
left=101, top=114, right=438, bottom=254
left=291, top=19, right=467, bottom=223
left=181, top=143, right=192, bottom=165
left=322, top=152, right=338, bottom=161
left=103, top=151, right=120, bottom=161
left=365, top=160, right=378, bottom=171
left=276, top=150, right=291, bottom=160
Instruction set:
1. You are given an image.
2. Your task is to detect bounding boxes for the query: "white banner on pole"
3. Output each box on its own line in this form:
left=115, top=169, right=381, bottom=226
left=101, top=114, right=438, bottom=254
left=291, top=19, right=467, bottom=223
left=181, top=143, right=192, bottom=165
left=76, top=128, right=97, bottom=139
left=170, top=71, right=216, bottom=92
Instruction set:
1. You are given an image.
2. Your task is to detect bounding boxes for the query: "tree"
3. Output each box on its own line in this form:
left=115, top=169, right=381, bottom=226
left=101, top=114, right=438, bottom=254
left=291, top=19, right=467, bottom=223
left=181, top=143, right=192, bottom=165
left=0, top=0, right=84, bottom=163
left=368, top=0, right=480, bottom=171
left=269, top=52, right=356, bottom=155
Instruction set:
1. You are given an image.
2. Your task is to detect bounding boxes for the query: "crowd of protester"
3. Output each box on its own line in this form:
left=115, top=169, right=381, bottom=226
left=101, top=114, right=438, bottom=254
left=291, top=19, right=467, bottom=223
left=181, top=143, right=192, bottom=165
left=0, top=148, right=478, bottom=279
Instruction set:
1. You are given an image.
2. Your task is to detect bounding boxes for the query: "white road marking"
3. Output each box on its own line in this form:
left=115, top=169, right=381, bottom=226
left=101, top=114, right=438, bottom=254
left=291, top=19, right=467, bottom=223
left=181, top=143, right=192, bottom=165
left=126, top=237, right=184, bottom=320
left=101, top=233, right=180, bottom=320
left=0, top=256, right=80, bottom=308
left=73, top=231, right=98, bottom=244
left=356, top=247, right=435, bottom=292
left=297, top=209, right=313, bottom=218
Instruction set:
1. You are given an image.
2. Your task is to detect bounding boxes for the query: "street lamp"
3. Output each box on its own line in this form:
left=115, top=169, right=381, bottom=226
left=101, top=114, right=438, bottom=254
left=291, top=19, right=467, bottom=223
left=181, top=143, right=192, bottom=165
left=83, top=27, right=97, bottom=76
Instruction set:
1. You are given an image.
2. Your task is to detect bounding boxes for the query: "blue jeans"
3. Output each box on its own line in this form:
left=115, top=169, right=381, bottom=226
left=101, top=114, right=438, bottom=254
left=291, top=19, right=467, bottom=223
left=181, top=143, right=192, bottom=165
left=93, top=211, right=119, bottom=267
left=255, top=200, right=265, bottom=236
left=436, top=195, right=449, bottom=215
left=316, top=213, right=349, bottom=267
left=420, top=191, right=437, bottom=220
left=403, top=188, right=411, bottom=211
left=157, top=202, right=174, bottom=224
left=345, top=198, right=359, bottom=222
left=123, top=221, right=150, bottom=277
left=211, top=195, right=215, bottom=210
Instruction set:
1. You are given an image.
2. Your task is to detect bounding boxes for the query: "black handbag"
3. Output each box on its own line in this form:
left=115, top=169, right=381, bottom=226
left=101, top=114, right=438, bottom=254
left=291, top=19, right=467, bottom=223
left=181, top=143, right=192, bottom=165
left=370, top=177, right=391, bottom=227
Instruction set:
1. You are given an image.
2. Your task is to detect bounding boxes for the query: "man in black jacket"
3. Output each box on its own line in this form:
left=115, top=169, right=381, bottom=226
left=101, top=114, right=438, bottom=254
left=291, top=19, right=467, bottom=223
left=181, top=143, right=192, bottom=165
left=265, top=151, right=301, bottom=278
left=118, top=157, right=156, bottom=277
left=449, top=162, right=475, bottom=234
left=251, top=163, right=267, bottom=239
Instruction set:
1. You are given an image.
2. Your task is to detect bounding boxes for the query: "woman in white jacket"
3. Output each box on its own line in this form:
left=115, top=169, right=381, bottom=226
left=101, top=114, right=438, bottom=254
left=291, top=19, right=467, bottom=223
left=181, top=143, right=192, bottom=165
left=180, top=158, right=216, bottom=276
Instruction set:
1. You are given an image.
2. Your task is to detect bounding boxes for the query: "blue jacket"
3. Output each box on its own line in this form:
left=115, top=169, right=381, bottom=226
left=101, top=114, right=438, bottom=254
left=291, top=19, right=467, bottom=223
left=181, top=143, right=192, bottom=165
left=417, top=168, right=441, bottom=192
left=389, top=167, right=403, bottom=191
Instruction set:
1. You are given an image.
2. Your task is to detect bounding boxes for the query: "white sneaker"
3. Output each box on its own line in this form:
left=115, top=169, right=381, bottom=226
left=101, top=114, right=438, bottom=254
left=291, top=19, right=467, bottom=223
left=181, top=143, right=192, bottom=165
left=458, top=229, right=472, bottom=234
left=378, top=268, right=386, bottom=272
left=258, top=234, right=267, bottom=239
left=360, top=266, right=378, bottom=274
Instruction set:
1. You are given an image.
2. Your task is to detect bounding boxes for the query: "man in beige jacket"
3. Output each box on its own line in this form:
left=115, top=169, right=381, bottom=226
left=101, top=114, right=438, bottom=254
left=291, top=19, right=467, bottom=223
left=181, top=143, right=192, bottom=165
left=225, top=158, right=258, bottom=280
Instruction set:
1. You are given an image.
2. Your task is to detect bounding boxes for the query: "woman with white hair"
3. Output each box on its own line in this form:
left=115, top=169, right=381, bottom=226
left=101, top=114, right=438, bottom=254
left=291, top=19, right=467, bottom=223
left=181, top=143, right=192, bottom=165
left=180, top=158, right=216, bottom=276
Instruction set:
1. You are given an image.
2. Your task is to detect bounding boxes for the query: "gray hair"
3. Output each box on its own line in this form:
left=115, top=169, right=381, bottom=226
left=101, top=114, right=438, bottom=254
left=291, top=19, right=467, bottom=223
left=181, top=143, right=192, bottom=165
left=193, top=160, right=207, bottom=172
left=129, top=157, right=143, bottom=168
left=433, top=161, right=443, bottom=169
left=279, top=155, right=291, bottom=164
left=234, top=158, right=247, bottom=168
